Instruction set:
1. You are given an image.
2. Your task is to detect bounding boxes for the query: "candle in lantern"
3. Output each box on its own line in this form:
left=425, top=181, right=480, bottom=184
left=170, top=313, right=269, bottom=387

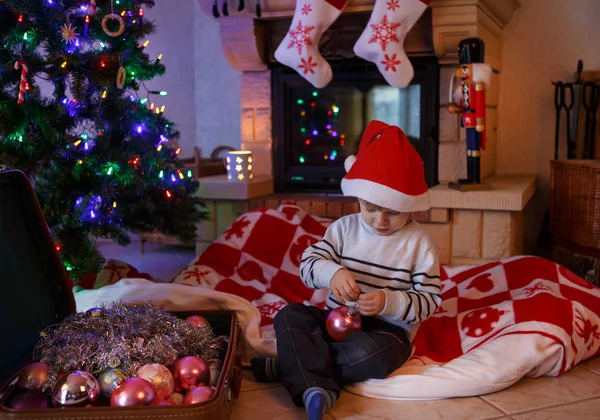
left=226, top=151, right=253, bottom=181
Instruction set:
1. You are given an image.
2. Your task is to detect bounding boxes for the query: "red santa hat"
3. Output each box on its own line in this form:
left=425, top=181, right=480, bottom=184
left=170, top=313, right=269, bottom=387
left=341, top=120, right=430, bottom=213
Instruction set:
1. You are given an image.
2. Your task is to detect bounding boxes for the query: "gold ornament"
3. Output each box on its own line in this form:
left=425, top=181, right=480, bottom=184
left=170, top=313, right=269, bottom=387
left=102, top=13, right=125, bottom=37
left=116, top=66, right=126, bottom=89
left=60, top=20, right=79, bottom=44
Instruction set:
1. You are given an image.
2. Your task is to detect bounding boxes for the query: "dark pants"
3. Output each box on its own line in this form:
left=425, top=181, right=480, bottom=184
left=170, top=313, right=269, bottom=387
left=274, top=303, right=412, bottom=407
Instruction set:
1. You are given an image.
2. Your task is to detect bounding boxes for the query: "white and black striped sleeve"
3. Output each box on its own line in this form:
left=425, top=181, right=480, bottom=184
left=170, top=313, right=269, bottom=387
left=379, top=247, right=442, bottom=324
left=299, top=220, right=345, bottom=290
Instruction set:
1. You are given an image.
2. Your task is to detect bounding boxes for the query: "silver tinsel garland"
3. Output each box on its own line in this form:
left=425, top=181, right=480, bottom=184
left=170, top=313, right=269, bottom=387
left=33, top=302, right=219, bottom=391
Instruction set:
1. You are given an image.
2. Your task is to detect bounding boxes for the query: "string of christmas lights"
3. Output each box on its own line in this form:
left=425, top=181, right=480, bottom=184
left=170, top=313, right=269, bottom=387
left=295, top=90, right=346, bottom=165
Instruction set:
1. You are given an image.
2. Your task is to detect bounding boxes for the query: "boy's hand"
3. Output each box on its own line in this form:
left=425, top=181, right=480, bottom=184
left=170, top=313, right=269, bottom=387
left=358, top=291, right=386, bottom=316
left=330, top=269, right=361, bottom=303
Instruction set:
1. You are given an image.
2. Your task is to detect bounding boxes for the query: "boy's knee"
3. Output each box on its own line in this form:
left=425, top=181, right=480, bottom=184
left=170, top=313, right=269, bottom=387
left=274, top=303, right=301, bottom=325
left=274, top=303, right=309, bottom=329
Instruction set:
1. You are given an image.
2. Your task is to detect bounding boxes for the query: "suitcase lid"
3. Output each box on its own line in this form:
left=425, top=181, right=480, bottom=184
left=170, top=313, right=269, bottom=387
left=0, top=170, right=75, bottom=391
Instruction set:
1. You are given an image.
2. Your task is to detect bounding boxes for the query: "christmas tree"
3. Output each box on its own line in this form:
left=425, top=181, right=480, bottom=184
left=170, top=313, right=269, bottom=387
left=0, top=0, right=204, bottom=282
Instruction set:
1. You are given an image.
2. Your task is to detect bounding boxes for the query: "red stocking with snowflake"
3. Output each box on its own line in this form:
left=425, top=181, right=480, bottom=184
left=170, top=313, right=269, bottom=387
left=274, top=0, right=348, bottom=88
left=354, top=0, right=430, bottom=88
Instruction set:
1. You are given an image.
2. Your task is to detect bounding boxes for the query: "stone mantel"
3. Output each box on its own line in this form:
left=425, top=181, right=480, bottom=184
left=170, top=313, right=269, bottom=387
left=196, top=0, right=521, bottom=72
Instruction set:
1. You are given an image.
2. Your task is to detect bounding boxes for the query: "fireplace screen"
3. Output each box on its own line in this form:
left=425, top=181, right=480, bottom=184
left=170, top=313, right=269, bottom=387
left=272, top=58, right=439, bottom=193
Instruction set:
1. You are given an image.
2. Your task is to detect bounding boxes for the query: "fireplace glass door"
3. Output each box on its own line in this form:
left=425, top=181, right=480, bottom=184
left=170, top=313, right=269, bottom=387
left=272, top=57, right=439, bottom=193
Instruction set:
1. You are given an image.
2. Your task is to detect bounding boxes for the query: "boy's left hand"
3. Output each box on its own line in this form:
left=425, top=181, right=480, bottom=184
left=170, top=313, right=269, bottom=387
left=357, top=291, right=386, bottom=316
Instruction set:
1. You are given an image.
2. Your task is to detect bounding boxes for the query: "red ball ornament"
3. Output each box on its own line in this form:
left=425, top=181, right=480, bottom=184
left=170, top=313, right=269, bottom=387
left=185, top=315, right=209, bottom=328
left=17, top=362, right=50, bottom=391
left=326, top=305, right=362, bottom=342
left=182, top=385, right=214, bottom=405
left=110, top=377, right=157, bottom=407
left=172, top=356, right=210, bottom=392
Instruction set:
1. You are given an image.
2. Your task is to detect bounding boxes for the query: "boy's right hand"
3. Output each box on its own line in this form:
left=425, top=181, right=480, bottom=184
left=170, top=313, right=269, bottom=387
left=330, top=269, right=361, bottom=303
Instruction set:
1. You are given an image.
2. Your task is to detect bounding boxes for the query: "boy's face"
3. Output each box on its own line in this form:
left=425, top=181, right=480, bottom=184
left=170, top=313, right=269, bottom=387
left=358, top=199, right=409, bottom=236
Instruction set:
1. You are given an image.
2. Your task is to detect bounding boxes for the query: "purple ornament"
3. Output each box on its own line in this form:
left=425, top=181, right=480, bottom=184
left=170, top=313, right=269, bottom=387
left=326, top=305, right=361, bottom=342
left=7, top=389, right=50, bottom=409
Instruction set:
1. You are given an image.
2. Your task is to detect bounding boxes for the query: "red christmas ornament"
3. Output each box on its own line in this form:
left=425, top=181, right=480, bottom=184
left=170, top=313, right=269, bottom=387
left=185, top=315, right=209, bottom=329
left=172, top=356, right=210, bottom=392
left=110, top=377, right=157, bottom=407
left=17, top=362, right=50, bottom=391
left=182, top=385, right=214, bottom=405
left=326, top=305, right=362, bottom=342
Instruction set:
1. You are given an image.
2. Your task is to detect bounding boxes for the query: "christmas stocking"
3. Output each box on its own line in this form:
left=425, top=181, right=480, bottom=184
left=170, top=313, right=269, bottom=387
left=353, top=0, right=430, bottom=88
left=274, top=0, right=349, bottom=89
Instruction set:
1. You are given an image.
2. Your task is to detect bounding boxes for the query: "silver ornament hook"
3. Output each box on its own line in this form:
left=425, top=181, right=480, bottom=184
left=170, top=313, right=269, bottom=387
left=348, top=302, right=359, bottom=316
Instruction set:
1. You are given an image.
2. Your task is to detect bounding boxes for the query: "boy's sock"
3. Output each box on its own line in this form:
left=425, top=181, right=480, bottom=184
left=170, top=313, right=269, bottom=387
left=250, top=357, right=280, bottom=382
left=303, top=387, right=337, bottom=420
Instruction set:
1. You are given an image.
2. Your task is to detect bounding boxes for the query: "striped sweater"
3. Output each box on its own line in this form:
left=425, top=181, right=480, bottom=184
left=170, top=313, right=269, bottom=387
left=300, top=213, right=442, bottom=340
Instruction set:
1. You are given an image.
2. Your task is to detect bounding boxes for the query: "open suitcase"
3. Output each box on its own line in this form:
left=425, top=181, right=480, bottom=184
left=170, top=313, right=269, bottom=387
left=0, top=170, right=243, bottom=419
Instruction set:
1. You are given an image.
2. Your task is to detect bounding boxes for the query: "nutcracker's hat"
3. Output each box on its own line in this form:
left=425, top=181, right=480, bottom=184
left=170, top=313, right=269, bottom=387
left=458, top=38, right=485, bottom=64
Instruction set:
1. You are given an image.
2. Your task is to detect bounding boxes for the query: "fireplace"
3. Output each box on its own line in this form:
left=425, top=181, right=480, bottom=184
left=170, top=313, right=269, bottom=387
left=272, top=57, right=439, bottom=192
left=194, top=0, right=536, bottom=267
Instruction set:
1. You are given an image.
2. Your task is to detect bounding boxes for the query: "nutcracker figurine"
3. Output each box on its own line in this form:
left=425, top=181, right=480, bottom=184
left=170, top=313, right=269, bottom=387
left=448, top=38, right=492, bottom=190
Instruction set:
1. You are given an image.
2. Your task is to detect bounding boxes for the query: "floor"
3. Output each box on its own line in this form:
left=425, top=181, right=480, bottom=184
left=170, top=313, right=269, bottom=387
left=232, top=360, right=600, bottom=420
left=97, top=236, right=196, bottom=283
left=99, top=239, right=600, bottom=419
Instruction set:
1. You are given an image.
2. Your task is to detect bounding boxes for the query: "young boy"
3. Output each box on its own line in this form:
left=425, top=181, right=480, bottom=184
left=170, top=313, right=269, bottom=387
left=251, top=120, right=442, bottom=420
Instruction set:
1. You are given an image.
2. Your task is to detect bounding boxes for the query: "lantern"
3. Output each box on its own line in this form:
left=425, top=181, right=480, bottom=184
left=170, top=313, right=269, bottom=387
left=226, top=151, right=253, bottom=181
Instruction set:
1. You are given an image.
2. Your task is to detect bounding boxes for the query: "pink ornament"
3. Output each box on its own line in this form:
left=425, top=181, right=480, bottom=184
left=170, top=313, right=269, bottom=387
left=172, top=356, right=210, bottom=392
left=182, top=385, right=214, bottom=405
left=185, top=315, right=209, bottom=328
left=17, top=362, right=50, bottom=391
left=7, top=389, right=50, bottom=409
left=326, top=305, right=362, bottom=342
left=110, top=377, right=157, bottom=407
left=136, top=363, right=175, bottom=401
left=51, top=371, right=100, bottom=407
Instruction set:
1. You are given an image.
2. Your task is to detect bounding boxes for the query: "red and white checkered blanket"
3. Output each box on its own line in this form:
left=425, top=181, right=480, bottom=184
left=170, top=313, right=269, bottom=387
left=77, top=205, right=600, bottom=399
left=170, top=204, right=330, bottom=327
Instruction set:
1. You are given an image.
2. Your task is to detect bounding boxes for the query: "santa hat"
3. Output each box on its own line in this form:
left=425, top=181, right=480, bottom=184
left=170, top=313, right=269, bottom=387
left=341, top=121, right=430, bottom=213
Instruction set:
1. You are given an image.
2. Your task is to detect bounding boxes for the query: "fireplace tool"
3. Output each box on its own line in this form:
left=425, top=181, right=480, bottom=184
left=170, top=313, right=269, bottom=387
left=212, top=0, right=258, bottom=18
left=582, top=81, right=600, bottom=159
left=552, top=81, right=574, bottom=160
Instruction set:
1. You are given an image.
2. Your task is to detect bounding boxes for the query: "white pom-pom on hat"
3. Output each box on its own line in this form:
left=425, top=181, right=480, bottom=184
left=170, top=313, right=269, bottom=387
left=344, top=155, right=356, bottom=172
